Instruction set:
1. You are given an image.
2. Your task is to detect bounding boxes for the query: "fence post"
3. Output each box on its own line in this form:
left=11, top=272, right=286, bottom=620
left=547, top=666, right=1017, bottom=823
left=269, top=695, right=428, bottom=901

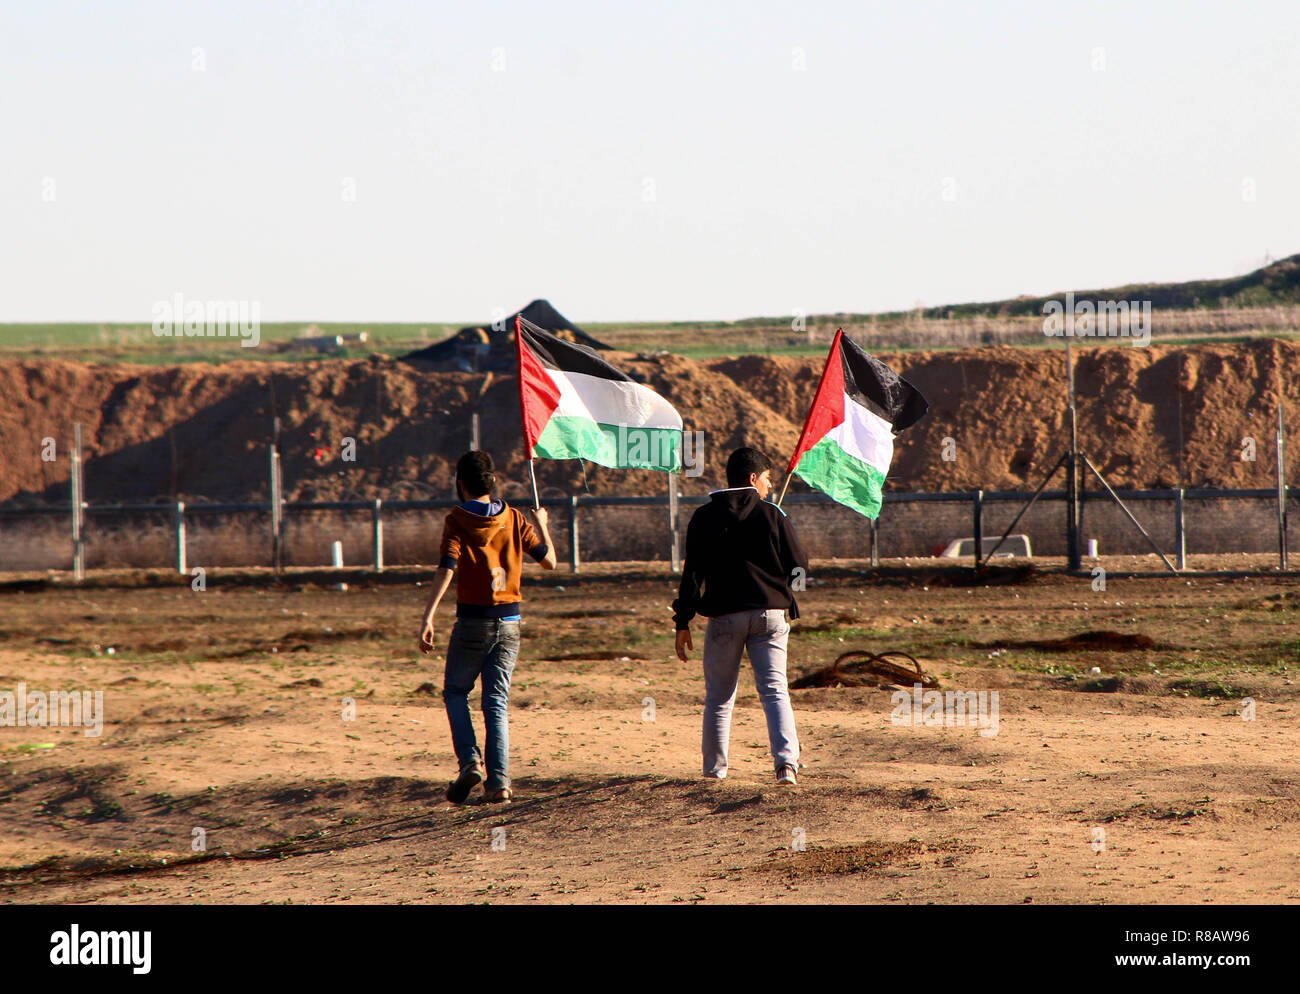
left=668, top=474, right=680, bottom=572
left=270, top=447, right=283, bottom=574
left=175, top=501, right=187, bottom=574
left=372, top=498, right=384, bottom=571
left=1174, top=488, right=1186, bottom=571
left=869, top=516, right=879, bottom=567
left=1277, top=406, right=1288, bottom=570
left=972, top=489, right=984, bottom=567
left=569, top=495, right=580, bottom=574
left=71, top=423, right=85, bottom=581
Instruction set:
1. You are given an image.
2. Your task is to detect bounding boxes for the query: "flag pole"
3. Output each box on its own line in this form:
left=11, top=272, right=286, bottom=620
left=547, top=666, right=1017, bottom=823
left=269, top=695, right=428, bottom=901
left=528, top=458, right=541, bottom=511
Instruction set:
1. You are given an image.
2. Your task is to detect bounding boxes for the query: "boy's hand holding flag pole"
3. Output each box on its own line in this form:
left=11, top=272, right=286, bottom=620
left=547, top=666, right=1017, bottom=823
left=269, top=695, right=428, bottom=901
left=778, top=328, right=928, bottom=518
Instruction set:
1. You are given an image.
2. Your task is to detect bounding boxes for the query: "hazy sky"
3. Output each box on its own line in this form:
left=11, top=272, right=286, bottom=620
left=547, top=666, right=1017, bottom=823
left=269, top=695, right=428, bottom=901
left=2, top=0, right=1296, bottom=323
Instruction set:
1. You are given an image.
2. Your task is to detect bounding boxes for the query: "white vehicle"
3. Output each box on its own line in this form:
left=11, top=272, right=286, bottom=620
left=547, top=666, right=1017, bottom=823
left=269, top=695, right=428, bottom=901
left=939, top=534, right=1032, bottom=559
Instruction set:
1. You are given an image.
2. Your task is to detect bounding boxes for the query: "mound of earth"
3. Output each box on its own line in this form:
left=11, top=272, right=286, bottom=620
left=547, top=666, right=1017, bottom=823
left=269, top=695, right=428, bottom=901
left=0, top=339, right=1296, bottom=505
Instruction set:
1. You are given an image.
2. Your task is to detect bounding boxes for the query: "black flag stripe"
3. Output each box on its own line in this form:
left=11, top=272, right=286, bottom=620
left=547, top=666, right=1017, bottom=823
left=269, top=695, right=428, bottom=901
left=839, top=333, right=929, bottom=432
left=518, top=317, right=631, bottom=381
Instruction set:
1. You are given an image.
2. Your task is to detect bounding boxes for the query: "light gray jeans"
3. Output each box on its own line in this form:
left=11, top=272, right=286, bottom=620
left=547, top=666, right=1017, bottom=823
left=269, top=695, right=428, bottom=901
left=701, top=608, right=799, bottom=777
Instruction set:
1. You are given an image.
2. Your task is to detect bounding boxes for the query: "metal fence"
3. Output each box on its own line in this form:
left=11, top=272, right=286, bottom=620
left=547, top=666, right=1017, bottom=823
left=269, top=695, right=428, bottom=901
left=2, top=485, right=1298, bottom=576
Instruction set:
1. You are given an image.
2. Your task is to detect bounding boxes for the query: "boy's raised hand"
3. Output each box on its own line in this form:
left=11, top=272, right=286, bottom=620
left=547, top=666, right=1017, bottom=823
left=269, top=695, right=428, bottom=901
left=675, top=628, right=692, bottom=661
left=532, top=506, right=549, bottom=529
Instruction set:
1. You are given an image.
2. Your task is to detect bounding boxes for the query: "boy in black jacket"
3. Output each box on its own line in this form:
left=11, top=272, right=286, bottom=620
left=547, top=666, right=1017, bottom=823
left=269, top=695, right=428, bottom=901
left=672, top=447, right=810, bottom=784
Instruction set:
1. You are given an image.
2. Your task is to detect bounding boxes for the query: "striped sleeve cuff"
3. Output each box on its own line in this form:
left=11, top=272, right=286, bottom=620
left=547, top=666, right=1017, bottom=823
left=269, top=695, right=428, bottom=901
left=529, top=544, right=549, bottom=562
left=438, top=555, right=458, bottom=570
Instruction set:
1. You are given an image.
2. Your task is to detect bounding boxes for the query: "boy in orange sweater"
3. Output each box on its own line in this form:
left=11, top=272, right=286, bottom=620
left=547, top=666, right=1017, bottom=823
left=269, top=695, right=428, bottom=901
left=418, top=451, right=556, bottom=803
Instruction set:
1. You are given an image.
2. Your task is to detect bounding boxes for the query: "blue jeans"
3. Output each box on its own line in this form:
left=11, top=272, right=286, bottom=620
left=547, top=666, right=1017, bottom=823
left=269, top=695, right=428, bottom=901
left=442, top=618, right=520, bottom=791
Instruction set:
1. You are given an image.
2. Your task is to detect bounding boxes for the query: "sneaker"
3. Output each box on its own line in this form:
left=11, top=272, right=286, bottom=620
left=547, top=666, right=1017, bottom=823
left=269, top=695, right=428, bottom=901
left=776, top=764, right=798, bottom=785
left=484, top=787, right=512, bottom=803
left=446, top=763, right=485, bottom=804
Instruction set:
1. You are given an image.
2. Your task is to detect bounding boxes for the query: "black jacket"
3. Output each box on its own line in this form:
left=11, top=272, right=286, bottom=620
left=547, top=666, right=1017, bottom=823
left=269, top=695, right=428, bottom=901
left=672, top=488, right=810, bottom=630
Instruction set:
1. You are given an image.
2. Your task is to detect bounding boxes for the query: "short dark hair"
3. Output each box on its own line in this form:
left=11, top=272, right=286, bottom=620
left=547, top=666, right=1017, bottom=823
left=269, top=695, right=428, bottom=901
left=455, top=450, right=495, bottom=497
left=726, top=447, right=771, bottom=488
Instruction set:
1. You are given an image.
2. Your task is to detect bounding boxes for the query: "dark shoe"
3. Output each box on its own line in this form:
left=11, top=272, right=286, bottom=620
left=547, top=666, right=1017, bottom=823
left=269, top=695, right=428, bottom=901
left=446, top=764, right=485, bottom=804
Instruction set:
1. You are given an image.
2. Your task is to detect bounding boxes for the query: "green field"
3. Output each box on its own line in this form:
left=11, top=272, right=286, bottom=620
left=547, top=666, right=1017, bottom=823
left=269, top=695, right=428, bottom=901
left=3, top=315, right=1300, bottom=365
left=4, top=254, right=1300, bottom=363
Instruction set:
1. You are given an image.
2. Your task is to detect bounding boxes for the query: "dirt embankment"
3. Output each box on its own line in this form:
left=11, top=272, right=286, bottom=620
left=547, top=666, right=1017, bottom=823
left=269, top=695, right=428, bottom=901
left=0, top=340, right=1295, bottom=506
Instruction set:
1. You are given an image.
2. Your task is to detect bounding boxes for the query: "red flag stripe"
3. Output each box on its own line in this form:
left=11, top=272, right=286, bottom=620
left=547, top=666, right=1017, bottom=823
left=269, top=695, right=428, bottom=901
left=516, top=315, right=562, bottom=456
left=785, top=328, right=847, bottom=474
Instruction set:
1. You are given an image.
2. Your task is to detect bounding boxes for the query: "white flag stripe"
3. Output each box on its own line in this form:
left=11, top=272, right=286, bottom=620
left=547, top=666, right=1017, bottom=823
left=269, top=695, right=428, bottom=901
left=546, top=367, right=684, bottom=430
left=825, top=394, right=895, bottom=475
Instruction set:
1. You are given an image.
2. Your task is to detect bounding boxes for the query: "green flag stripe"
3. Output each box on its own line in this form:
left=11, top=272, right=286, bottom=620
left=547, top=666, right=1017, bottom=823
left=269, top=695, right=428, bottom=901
left=535, top=415, right=681, bottom=472
left=794, top=435, right=888, bottom=520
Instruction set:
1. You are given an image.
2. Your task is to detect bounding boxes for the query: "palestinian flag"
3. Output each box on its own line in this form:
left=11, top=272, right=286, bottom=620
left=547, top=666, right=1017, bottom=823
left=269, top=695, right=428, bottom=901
left=787, top=329, right=928, bottom=519
left=516, top=316, right=683, bottom=471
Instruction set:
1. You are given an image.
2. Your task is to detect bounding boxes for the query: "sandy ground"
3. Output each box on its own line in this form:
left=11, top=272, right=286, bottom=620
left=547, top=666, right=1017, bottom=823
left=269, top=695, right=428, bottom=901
left=1, top=557, right=1298, bottom=904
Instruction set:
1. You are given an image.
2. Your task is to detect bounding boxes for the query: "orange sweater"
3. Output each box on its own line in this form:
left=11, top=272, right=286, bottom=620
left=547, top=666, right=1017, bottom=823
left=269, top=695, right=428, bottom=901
left=438, top=502, right=547, bottom=618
